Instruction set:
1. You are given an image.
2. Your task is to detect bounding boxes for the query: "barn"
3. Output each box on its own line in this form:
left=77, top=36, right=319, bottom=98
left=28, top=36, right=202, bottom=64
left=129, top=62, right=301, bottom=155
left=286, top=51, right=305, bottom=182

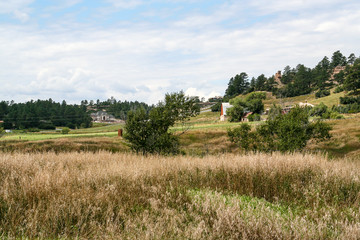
left=220, top=103, right=233, bottom=121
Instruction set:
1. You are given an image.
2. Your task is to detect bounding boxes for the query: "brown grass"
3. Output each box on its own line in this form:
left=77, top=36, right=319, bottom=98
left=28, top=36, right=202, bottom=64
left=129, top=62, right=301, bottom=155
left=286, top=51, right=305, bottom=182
left=1, top=152, right=360, bottom=239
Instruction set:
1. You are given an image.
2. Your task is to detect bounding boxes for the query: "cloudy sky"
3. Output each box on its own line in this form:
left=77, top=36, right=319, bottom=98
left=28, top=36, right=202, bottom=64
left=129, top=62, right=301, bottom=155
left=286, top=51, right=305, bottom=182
left=0, top=0, right=359, bottom=104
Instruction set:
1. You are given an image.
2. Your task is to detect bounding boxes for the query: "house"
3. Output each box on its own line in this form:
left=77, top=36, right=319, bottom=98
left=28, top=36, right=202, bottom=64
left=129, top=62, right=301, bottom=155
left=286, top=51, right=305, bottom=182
left=242, top=112, right=253, bottom=122
left=220, top=103, right=233, bottom=121
left=90, top=111, right=117, bottom=123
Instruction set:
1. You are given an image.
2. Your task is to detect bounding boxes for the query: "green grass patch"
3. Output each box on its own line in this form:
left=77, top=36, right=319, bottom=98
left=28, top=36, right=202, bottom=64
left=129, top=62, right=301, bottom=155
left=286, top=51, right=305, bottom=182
left=0, top=132, right=118, bottom=141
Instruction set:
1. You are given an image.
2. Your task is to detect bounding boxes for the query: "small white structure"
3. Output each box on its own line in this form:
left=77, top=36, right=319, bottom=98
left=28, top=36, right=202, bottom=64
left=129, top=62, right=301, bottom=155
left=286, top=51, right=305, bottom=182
left=220, top=103, right=233, bottom=121
left=90, top=111, right=116, bottom=123
left=299, top=101, right=314, bottom=108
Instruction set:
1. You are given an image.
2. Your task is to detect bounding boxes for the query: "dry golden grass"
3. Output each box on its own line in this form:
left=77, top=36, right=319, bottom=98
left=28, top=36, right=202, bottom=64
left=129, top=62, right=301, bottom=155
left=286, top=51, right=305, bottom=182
left=1, top=152, right=360, bottom=239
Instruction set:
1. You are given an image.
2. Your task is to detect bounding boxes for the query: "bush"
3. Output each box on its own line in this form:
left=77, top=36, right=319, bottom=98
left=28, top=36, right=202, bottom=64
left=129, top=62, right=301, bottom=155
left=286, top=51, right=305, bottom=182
left=334, top=85, right=344, bottom=93
left=228, top=106, right=332, bottom=153
left=248, top=113, right=260, bottom=122
left=211, top=102, right=221, bottom=112
left=332, top=103, right=360, bottom=114
left=330, top=112, right=344, bottom=119
left=340, top=96, right=360, bottom=105
left=61, top=127, right=70, bottom=134
left=315, top=89, right=330, bottom=98
left=28, top=128, right=40, bottom=132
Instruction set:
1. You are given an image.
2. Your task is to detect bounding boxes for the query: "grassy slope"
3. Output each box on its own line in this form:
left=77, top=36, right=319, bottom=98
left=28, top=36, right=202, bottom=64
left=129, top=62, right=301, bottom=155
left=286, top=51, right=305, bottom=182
left=263, top=90, right=345, bottom=108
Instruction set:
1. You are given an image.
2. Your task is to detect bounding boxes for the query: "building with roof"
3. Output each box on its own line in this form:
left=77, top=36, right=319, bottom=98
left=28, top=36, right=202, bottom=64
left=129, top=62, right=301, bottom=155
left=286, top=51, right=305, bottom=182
left=90, top=111, right=117, bottom=123
left=220, top=103, right=233, bottom=121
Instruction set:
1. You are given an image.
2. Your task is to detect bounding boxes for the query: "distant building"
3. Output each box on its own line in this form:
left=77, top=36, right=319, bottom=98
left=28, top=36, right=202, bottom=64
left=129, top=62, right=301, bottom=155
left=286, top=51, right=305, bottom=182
left=298, top=101, right=314, bottom=108
left=220, top=103, right=233, bottom=121
left=242, top=112, right=253, bottom=122
left=90, top=111, right=117, bottom=123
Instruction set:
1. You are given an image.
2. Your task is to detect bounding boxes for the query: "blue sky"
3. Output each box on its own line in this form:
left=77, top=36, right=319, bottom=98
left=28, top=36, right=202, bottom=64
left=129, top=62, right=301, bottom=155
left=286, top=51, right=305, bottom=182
left=0, top=0, right=359, bottom=104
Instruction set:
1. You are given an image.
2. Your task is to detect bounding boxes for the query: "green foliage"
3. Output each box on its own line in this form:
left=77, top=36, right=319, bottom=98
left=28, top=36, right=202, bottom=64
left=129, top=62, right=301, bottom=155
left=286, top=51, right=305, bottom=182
left=340, top=96, right=360, bottom=104
left=224, top=72, right=250, bottom=98
left=245, top=92, right=266, bottom=101
left=228, top=124, right=259, bottom=151
left=124, top=91, right=200, bottom=155
left=2, top=99, right=92, bottom=130
left=315, top=89, right=330, bottom=99
left=227, top=98, right=245, bottom=122
left=344, top=62, right=360, bottom=94
left=330, top=50, right=347, bottom=68
left=211, top=102, right=222, bottom=112
left=227, top=93, right=265, bottom=122
left=267, top=104, right=282, bottom=121
left=310, top=102, right=344, bottom=119
left=228, top=106, right=332, bottom=153
left=61, top=127, right=70, bottom=134
left=247, top=113, right=260, bottom=122
left=0, top=127, right=4, bottom=138
left=334, top=85, right=344, bottom=93
left=310, top=103, right=328, bottom=117
left=333, top=103, right=360, bottom=114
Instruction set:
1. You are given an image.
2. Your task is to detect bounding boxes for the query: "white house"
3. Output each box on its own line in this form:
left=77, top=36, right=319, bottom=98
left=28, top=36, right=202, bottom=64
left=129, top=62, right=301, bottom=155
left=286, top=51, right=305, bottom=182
left=90, top=111, right=117, bottom=123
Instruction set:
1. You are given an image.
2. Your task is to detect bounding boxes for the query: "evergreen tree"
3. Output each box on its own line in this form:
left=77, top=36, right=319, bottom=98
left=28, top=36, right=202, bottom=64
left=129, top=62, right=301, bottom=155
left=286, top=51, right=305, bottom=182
left=224, top=72, right=250, bottom=98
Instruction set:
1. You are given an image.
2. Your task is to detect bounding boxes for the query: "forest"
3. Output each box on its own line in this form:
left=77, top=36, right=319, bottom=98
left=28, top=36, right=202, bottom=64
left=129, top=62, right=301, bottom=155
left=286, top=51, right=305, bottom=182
left=224, top=50, right=359, bottom=99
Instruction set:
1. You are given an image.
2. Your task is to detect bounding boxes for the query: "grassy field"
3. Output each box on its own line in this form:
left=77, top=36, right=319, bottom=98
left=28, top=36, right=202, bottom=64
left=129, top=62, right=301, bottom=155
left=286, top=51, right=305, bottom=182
left=1, top=152, right=359, bottom=239
left=262, top=89, right=346, bottom=108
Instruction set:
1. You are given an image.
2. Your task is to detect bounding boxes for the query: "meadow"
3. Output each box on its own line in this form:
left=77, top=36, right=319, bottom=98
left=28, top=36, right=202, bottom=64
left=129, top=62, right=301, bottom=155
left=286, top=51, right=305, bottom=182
left=1, top=152, right=360, bottom=239
left=0, top=93, right=359, bottom=239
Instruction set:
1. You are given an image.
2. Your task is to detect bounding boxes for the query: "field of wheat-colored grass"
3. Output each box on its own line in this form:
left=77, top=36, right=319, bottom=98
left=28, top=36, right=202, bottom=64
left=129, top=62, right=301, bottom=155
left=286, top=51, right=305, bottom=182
left=1, top=152, right=360, bottom=239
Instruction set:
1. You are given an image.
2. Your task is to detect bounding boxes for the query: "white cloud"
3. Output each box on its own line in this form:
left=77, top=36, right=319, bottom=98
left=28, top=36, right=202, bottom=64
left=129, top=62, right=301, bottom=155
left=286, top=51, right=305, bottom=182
left=0, top=0, right=33, bottom=21
left=106, top=0, right=144, bottom=9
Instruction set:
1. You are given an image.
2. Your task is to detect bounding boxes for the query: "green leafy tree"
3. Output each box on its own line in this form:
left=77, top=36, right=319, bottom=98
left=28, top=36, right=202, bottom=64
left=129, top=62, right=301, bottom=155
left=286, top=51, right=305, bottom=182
left=227, top=98, right=246, bottom=122
left=124, top=91, right=199, bottom=155
left=211, top=102, right=222, bottom=112
left=228, top=106, right=332, bottom=153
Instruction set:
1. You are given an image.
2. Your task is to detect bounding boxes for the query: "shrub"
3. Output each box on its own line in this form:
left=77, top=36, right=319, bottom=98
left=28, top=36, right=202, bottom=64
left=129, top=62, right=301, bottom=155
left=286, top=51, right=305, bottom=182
left=61, top=127, right=70, bottom=134
left=211, top=102, right=221, bottom=112
left=228, top=106, right=332, bottom=153
left=248, top=113, right=261, bottom=122
left=315, top=89, right=330, bottom=98
left=334, top=85, right=344, bottom=93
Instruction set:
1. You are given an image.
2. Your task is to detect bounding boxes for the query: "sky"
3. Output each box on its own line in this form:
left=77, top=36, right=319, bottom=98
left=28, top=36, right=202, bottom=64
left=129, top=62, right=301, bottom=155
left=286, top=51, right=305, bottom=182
left=0, top=0, right=359, bottom=104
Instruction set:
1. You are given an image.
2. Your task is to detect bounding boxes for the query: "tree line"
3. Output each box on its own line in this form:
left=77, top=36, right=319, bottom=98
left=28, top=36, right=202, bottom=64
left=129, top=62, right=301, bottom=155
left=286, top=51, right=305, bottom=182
left=80, top=97, right=151, bottom=120
left=0, top=99, right=92, bottom=130
left=224, top=50, right=360, bottom=100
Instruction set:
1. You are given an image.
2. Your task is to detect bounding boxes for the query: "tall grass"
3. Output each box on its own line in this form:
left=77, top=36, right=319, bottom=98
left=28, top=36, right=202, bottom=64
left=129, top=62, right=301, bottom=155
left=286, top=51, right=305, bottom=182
left=0, top=152, right=360, bottom=239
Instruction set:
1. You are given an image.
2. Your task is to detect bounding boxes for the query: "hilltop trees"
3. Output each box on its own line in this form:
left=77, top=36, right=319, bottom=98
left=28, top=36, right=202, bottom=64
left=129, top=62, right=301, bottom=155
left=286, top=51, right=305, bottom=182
left=223, top=51, right=357, bottom=100
left=344, top=62, right=360, bottom=94
left=225, top=72, right=250, bottom=98
left=124, top=91, right=200, bottom=155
